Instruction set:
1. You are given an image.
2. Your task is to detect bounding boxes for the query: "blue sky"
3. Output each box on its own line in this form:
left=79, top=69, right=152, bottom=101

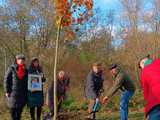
left=0, top=0, right=6, bottom=5
left=0, top=0, right=154, bottom=33
left=0, top=0, right=153, bottom=16
left=94, top=0, right=122, bottom=13
left=93, top=0, right=153, bottom=19
left=0, top=0, right=154, bottom=46
left=0, top=0, right=126, bottom=14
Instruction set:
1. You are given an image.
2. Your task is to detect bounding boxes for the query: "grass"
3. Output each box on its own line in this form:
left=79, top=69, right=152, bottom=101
left=97, top=111, right=144, bottom=120
left=0, top=84, right=145, bottom=120
left=0, top=109, right=144, bottom=120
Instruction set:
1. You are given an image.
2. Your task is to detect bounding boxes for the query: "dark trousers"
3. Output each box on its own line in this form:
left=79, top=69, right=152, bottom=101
left=30, top=106, right=42, bottom=120
left=50, top=100, right=62, bottom=117
left=10, top=107, right=23, bottom=120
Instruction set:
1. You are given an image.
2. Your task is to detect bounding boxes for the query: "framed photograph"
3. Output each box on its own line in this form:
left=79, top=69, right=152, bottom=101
left=28, top=74, right=42, bottom=91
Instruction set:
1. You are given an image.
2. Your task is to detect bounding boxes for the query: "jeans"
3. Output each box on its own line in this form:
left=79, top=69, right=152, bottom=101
left=120, top=90, right=134, bottom=120
left=148, top=105, right=160, bottom=120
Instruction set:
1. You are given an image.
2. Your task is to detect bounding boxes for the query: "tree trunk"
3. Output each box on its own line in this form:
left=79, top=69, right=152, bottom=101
left=53, top=16, right=63, bottom=120
left=4, top=49, right=7, bottom=73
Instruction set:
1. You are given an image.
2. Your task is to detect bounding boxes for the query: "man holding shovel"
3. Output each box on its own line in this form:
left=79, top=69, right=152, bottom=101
left=85, top=62, right=104, bottom=120
left=103, top=64, right=135, bottom=120
left=47, top=70, right=70, bottom=118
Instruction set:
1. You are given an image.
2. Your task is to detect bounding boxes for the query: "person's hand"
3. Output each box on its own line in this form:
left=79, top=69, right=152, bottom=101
left=88, top=108, right=92, bottom=114
left=95, top=98, right=99, bottom=102
left=5, top=93, right=10, bottom=98
left=32, top=90, right=37, bottom=92
left=65, top=86, right=69, bottom=91
left=102, top=96, right=108, bottom=104
left=100, top=88, right=104, bottom=93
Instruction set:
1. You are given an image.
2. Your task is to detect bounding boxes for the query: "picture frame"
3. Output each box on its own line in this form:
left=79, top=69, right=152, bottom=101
left=28, top=74, right=42, bottom=91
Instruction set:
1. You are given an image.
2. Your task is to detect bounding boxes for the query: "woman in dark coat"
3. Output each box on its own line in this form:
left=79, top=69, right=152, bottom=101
left=4, top=54, right=28, bottom=120
left=28, top=57, right=46, bottom=120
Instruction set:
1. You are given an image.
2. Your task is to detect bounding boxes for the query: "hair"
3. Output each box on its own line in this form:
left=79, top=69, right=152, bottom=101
left=92, top=62, right=102, bottom=67
left=109, top=64, right=118, bottom=70
left=138, top=54, right=151, bottom=69
left=138, top=61, right=141, bottom=69
left=30, top=58, right=42, bottom=71
left=57, top=70, right=68, bottom=81
left=146, top=54, right=150, bottom=58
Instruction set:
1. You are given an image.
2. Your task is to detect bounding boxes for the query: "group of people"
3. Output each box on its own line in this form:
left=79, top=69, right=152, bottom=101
left=85, top=55, right=160, bottom=120
left=4, top=54, right=70, bottom=120
left=4, top=54, right=160, bottom=120
left=85, top=62, right=135, bottom=120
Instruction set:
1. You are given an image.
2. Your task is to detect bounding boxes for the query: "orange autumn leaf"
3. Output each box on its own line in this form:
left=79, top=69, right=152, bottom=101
left=54, top=0, right=93, bottom=41
left=55, top=0, right=93, bottom=26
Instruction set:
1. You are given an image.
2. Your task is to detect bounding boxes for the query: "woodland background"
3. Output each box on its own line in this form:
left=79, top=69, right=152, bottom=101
left=0, top=0, right=160, bottom=119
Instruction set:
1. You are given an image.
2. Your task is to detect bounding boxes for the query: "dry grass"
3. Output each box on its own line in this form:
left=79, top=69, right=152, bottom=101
left=0, top=84, right=145, bottom=120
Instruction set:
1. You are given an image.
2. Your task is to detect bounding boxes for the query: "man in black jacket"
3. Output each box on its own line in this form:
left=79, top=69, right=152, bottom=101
left=85, top=62, right=104, bottom=120
left=4, top=54, right=28, bottom=120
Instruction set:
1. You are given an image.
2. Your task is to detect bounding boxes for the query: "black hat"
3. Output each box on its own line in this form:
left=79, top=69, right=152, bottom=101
left=109, top=64, right=118, bottom=70
left=16, top=54, right=25, bottom=60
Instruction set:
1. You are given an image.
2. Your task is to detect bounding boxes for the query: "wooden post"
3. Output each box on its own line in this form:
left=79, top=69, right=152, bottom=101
left=53, top=16, right=63, bottom=120
left=4, top=49, right=7, bottom=73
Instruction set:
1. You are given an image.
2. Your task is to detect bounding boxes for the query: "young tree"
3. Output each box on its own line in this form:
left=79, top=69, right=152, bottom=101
left=53, top=0, right=93, bottom=119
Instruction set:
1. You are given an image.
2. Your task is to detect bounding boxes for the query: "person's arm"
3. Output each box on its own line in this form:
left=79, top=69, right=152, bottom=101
left=42, top=76, right=46, bottom=83
left=39, top=67, right=46, bottom=83
left=4, top=66, right=13, bottom=97
left=100, top=75, right=104, bottom=93
left=106, top=73, right=124, bottom=99
left=140, top=71, right=148, bottom=100
left=65, top=77, right=70, bottom=90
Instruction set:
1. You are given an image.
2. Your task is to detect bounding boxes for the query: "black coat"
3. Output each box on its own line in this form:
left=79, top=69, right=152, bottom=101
left=4, top=64, right=28, bottom=108
left=85, top=71, right=104, bottom=99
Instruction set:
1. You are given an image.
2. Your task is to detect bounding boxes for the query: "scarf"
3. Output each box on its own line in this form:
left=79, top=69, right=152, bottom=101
left=17, top=64, right=25, bottom=80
